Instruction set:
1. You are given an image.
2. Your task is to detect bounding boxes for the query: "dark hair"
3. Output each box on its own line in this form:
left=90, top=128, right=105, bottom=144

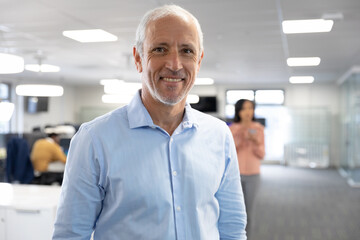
left=233, top=99, right=255, bottom=123
left=48, top=133, right=59, bottom=138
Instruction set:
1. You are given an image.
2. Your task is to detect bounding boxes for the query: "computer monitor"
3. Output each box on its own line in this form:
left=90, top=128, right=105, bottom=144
left=59, top=138, right=71, bottom=155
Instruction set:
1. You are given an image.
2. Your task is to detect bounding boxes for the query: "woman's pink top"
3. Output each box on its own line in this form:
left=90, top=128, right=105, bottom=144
left=229, top=121, right=265, bottom=175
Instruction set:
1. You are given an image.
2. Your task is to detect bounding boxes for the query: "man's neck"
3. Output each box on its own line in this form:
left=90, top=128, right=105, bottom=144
left=141, top=91, right=186, bottom=136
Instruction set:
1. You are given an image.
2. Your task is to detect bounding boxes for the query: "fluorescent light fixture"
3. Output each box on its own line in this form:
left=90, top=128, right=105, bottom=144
left=289, top=76, right=314, bottom=84
left=187, top=94, right=200, bottom=104
left=0, top=102, right=15, bottom=121
left=0, top=53, right=24, bottom=74
left=102, top=94, right=134, bottom=104
left=287, top=57, right=321, bottom=67
left=100, top=79, right=124, bottom=85
left=195, top=78, right=214, bottom=85
left=16, top=84, right=64, bottom=96
left=282, top=19, right=334, bottom=34
left=25, top=64, right=60, bottom=72
left=104, top=82, right=142, bottom=95
left=62, top=29, right=118, bottom=43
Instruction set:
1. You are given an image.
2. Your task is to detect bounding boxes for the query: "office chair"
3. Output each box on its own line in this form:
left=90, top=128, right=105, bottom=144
left=5, top=137, right=34, bottom=184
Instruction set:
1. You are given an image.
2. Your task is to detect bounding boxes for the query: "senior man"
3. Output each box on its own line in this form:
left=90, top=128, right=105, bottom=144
left=53, top=4, right=247, bottom=240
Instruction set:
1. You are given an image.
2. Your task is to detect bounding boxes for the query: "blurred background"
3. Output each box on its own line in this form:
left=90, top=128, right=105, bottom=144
left=0, top=0, right=359, bottom=239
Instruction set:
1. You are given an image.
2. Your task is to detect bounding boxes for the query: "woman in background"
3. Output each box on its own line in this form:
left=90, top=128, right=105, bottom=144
left=229, top=99, right=265, bottom=238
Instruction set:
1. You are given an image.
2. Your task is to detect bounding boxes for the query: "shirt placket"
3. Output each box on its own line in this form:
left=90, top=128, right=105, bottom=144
left=168, top=133, right=185, bottom=240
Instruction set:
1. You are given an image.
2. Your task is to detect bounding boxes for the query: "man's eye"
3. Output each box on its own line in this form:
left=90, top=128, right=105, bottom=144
left=183, top=49, right=194, bottom=54
left=153, top=47, right=165, bottom=53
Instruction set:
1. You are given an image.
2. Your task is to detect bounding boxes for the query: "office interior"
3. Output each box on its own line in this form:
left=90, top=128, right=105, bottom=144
left=0, top=0, right=360, bottom=239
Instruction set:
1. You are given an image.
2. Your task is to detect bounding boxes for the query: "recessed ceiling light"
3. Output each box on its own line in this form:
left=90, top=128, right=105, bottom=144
left=195, top=78, right=214, bottom=85
left=62, top=29, right=118, bottom=43
left=287, top=57, right=321, bottom=67
left=16, top=84, right=64, bottom=96
left=0, top=53, right=24, bottom=74
left=25, top=64, right=60, bottom=72
left=282, top=19, right=334, bottom=34
left=289, top=76, right=314, bottom=84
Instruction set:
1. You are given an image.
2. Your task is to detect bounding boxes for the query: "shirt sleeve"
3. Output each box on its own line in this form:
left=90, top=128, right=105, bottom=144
left=53, top=144, right=67, bottom=164
left=216, top=128, right=247, bottom=240
left=53, top=126, right=105, bottom=240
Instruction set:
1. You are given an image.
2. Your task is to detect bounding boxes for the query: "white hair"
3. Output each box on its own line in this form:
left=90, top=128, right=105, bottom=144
left=135, top=5, right=204, bottom=58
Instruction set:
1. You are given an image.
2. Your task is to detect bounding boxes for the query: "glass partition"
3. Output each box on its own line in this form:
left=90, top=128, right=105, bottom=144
left=283, top=107, right=330, bottom=168
left=340, top=71, right=360, bottom=187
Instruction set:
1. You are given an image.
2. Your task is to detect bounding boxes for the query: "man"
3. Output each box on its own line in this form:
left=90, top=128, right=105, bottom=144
left=31, top=132, right=67, bottom=185
left=53, top=5, right=247, bottom=240
left=31, top=132, right=66, bottom=172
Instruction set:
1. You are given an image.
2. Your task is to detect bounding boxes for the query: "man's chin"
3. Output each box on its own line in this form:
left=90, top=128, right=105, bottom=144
left=157, top=94, right=185, bottom=106
left=158, top=97, right=180, bottom=106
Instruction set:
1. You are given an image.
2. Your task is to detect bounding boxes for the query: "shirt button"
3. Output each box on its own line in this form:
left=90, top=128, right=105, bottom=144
left=176, top=206, right=181, bottom=211
left=170, top=138, right=173, bottom=143
left=172, top=171, right=177, bottom=176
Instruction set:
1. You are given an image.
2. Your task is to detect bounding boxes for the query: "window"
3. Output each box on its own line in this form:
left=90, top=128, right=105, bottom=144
left=255, top=90, right=284, bottom=105
left=0, top=82, right=12, bottom=133
left=0, top=83, right=9, bottom=99
left=225, top=89, right=284, bottom=119
left=226, top=89, right=286, bottom=162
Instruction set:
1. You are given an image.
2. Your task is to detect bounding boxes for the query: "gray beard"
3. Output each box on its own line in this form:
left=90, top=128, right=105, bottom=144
left=145, top=81, right=186, bottom=106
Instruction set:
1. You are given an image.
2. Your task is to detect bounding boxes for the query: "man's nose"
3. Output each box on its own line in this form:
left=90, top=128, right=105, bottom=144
left=165, top=51, right=183, bottom=71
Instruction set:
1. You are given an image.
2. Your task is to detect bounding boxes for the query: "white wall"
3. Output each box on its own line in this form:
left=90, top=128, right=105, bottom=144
left=19, top=85, right=76, bottom=133
left=72, top=85, right=125, bottom=123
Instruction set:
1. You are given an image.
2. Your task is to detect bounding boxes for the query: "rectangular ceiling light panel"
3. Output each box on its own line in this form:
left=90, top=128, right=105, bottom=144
left=63, top=29, right=118, bottom=42
left=289, top=76, right=314, bottom=84
left=287, top=57, right=321, bottom=66
left=16, top=84, right=64, bottom=96
left=282, top=19, right=334, bottom=34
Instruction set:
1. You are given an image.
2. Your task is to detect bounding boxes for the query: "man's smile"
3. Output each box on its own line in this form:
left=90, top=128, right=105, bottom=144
left=161, top=77, right=184, bottom=82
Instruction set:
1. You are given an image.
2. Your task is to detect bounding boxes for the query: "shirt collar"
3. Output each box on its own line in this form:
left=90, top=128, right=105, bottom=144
left=127, top=90, right=199, bottom=130
left=46, top=137, right=55, bottom=143
left=183, top=102, right=199, bottom=129
left=127, top=90, right=155, bottom=129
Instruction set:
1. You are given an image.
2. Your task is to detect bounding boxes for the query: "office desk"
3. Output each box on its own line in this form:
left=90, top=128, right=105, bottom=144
left=0, top=183, right=61, bottom=240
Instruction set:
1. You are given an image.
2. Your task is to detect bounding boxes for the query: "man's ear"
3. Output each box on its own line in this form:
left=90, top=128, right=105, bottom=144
left=133, top=47, right=143, bottom=73
left=196, top=51, right=204, bottom=73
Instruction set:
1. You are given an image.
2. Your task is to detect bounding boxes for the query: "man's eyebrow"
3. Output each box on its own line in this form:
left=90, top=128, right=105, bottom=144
left=150, top=42, right=197, bottom=51
left=180, top=43, right=195, bottom=48
left=152, top=42, right=169, bottom=47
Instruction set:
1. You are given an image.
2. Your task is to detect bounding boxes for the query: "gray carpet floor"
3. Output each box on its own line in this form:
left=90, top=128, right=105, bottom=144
left=250, top=165, right=360, bottom=240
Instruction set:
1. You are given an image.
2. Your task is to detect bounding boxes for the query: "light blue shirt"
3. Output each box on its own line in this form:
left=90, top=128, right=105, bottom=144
left=53, top=91, right=247, bottom=240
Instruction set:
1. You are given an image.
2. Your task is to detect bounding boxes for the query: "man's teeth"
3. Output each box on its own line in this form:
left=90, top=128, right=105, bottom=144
left=163, top=77, right=182, bottom=82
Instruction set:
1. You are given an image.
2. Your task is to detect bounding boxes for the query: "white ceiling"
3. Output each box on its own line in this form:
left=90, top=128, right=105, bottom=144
left=0, top=0, right=359, bottom=86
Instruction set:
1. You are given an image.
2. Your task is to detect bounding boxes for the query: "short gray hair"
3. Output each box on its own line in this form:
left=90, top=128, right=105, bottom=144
left=135, top=5, right=204, bottom=58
